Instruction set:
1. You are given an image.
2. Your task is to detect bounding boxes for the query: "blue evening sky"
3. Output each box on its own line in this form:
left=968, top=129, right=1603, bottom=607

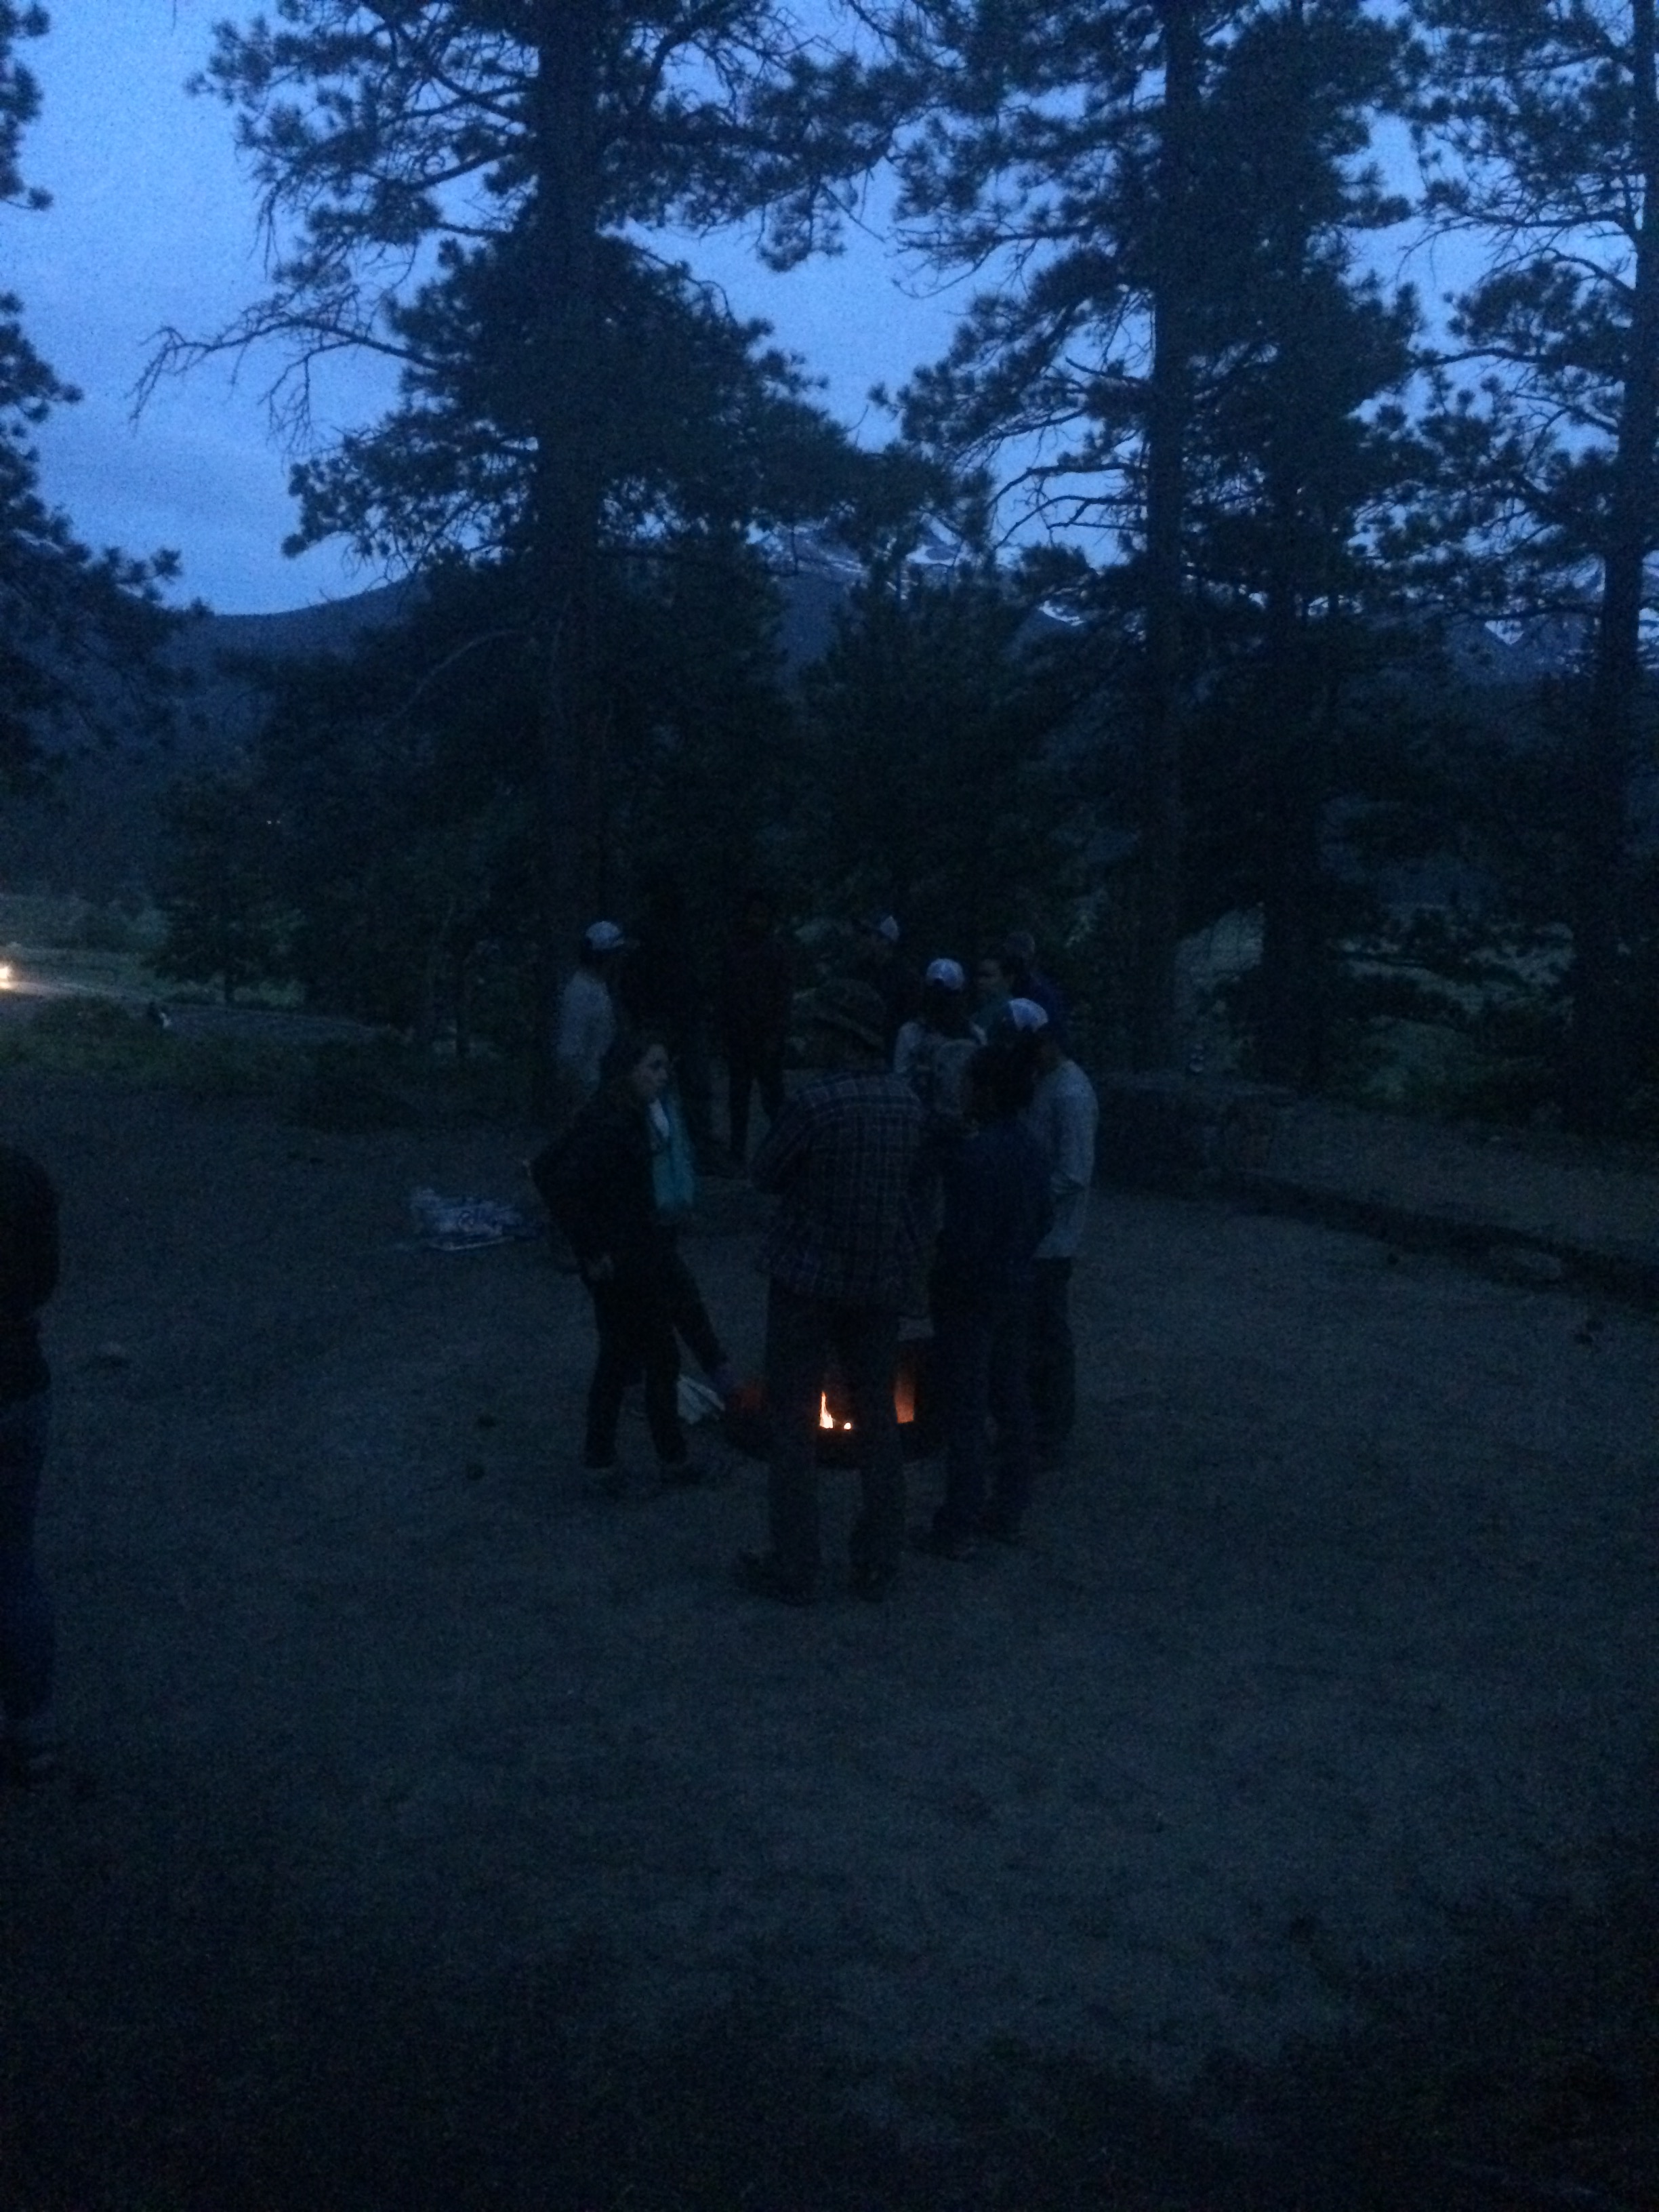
left=6, top=3, right=962, bottom=613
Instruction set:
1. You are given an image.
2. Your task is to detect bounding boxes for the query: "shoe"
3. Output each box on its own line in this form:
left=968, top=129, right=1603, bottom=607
left=908, top=1522, right=977, bottom=1561
left=733, top=1551, right=815, bottom=1606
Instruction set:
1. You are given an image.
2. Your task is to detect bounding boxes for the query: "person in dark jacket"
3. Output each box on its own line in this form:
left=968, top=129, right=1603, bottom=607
left=533, top=1033, right=712, bottom=1487
left=916, top=1039, right=1053, bottom=1557
left=0, top=1144, right=59, bottom=1784
left=717, top=890, right=794, bottom=1168
left=1002, top=928, right=1068, bottom=1044
left=737, top=978, right=926, bottom=1604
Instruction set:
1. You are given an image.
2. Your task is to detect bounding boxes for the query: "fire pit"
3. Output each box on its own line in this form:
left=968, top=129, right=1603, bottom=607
left=723, top=1333, right=937, bottom=1462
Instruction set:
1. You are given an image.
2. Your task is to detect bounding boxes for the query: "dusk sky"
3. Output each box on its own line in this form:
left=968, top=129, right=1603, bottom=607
left=8, top=4, right=960, bottom=615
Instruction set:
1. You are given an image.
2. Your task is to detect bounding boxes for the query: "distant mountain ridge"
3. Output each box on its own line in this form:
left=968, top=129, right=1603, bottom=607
left=0, top=548, right=1637, bottom=903
left=0, top=580, right=427, bottom=901
left=170, top=578, right=422, bottom=675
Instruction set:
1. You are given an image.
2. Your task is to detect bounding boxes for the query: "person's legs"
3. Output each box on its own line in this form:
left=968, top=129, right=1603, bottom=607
left=1028, top=1256, right=1076, bottom=1462
left=0, top=1391, right=54, bottom=1754
left=633, top=1274, right=688, bottom=1467
left=933, top=1303, right=993, bottom=1546
left=676, top=1018, right=716, bottom=1154
left=836, top=1303, right=904, bottom=1589
left=760, top=1280, right=827, bottom=1591
left=726, top=1039, right=756, bottom=1165
left=661, top=1238, right=729, bottom=1383
left=985, top=1292, right=1037, bottom=1536
left=756, top=1044, right=786, bottom=1139
left=582, top=1281, right=634, bottom=1468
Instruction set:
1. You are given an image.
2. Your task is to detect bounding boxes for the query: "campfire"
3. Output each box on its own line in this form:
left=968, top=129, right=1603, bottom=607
left=726, top=1335, right=936, bottom=1462
left=819, top=1351, right=918, bottom=1433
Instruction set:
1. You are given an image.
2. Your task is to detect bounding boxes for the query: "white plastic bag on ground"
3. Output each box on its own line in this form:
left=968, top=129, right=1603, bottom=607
left=408, top=1187, right=539, bottom=1251
left=677, top=1374, right=724, bottom=1425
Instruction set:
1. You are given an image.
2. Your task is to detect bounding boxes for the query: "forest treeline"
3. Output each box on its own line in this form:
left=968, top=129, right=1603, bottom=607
left=3, top=4, right=1658, bottom=1134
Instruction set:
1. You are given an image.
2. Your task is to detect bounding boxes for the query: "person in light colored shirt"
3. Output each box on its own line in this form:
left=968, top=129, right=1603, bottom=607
left=1023, top=1016, right=1099, bottom=1467
left=556, top=920, right=628, bottom=1105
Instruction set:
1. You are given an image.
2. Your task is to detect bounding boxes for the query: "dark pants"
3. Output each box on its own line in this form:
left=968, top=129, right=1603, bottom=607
left=764, top=1281, right=903, bottom=1589
left=674, top=1021, right=716, bottom=1152
left=726, top=1036, right=785, bottom=1166
left=934, top=1291, right=1036, bottom=1539
left=1029, top=1256, right=1076, bottom=1458
left=0, top=1389, right=53, bottom=1732
left=583, top=1266, right=686, bottom=1469
left=661, top=1236, right=726, bottom=1379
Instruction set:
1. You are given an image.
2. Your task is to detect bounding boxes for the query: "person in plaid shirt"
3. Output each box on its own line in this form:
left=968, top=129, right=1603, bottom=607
left=737, top=979, right=924, bottom=1603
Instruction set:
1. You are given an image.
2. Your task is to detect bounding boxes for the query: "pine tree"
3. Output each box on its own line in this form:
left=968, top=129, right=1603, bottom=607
left=791, top=562, right=1086, bottom=960
left=869, top=1, right=1415, bottom=1073
left=0, top=4, right=176, bottom=796
left=871, top=0, right=1232, bottom=1065
left=1178, top=0, right=1420, bottom=1086
left=148, top=1, right=901, bottom=1105
left=1414, top=0, right=1659, bottom=1133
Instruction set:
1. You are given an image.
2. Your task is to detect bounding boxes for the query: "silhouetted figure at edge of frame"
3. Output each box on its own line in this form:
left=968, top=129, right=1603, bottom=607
left=0, top=1143, right=60, bottom=1786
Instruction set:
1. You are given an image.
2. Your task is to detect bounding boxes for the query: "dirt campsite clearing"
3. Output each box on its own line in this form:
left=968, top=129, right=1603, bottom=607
left=2, top=1065, right=1656, bottom=2209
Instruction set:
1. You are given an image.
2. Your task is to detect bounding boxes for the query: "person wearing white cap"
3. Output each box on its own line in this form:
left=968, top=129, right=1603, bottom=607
left=894, top=958, right=981, bottom=1126
left=556, top=921, right=629, bottom=1108
left=854, top=912, right=921, bottom=1057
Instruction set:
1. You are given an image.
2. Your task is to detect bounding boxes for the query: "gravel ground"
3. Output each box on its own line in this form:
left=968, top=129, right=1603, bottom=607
left=1, top=1070, right=1655, bottom=2209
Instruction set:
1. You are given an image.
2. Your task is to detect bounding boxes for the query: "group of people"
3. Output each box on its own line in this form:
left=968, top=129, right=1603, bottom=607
left=553, top=889, right=793, bottom=1177
left=0, top=908, right=1095, bottom=1786
left=539, top=902, right=1099, bottom=1606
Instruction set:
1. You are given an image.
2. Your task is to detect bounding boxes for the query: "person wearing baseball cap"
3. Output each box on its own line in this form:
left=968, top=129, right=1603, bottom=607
left=854, top=912, right=921, bottom=1059
left=736, top=978, right=925, bottom=1605
left=556, top=921, right=631, bottom=1107
left=893, top=956, right=980, bottom=1144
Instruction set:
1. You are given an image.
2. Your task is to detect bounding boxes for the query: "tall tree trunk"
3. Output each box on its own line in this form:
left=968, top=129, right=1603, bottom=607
left=1256, top=54, right=1324, bottom=1095
left=1568, top=0, right=1659, bottom=1135
left=531, top=0, right=604, bottom=1116
left=1256, top=476, right=1324, bottom=1090
left=1132, top=0, right=1200, bottom=1069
